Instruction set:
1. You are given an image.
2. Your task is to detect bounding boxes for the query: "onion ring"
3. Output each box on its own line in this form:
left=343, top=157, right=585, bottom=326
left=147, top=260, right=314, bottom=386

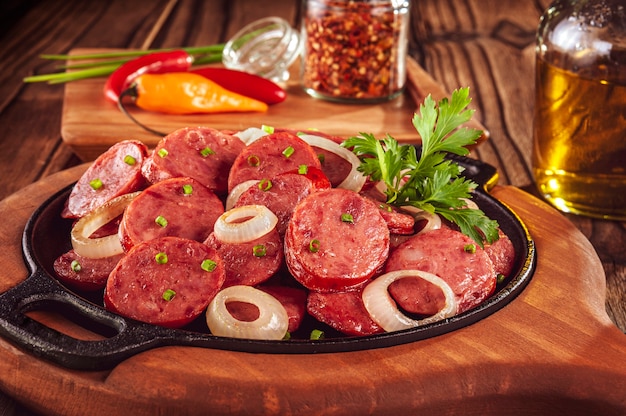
left=233, top=127, right=269, bottom=145
left=213, top=205, right=278, bottom=244
left=460, top=197, right=479, bottom=210
left=71, top=191, right=140, bottom=259
left=206, top=285, right=289, bottom=340
left=362, top=270, right=457, bottom=332
left=298, top=134, right=367, bottom=192
left=225, top=179, right=259, bottom=210
left=400, top=205, right=442, bottom=234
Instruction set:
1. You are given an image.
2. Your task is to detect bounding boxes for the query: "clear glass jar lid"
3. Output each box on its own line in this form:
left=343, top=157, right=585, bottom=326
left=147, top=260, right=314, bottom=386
left=222, top=17, right=302, bottom=82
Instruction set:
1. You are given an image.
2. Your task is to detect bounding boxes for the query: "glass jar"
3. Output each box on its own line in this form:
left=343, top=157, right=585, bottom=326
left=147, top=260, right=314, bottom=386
left=532, top=0, right=626, bottom=220
left=301, top=0, right=410, bottom=103
left=222, top=17, right=303, bottom=83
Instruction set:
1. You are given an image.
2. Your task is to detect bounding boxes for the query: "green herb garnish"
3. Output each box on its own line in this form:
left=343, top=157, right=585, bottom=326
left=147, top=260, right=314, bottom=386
left=342, top=87, right=499, bottom=247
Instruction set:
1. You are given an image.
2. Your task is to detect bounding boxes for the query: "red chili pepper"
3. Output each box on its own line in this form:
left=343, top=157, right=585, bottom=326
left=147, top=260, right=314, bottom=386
left=190, top=67, right=287, bottom=105
left=103, top=50, right=192, bottom=103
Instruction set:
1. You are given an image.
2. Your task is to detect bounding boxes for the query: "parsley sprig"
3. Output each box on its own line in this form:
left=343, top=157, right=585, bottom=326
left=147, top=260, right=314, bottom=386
left=342, top=87, right=499, bottom=247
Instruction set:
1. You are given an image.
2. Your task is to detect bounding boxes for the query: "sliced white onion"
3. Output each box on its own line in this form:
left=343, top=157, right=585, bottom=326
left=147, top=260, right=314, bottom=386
left=400, top=205, right=442, bottom=234
left=71, top=191, right=140, bottom=259
left=225, top=180, right=259, bottom=211
left=362, top=270, right=457, bottom=332
left=460, top=197, right=479, bottom=210
left=233, top=127, right=269, bottom=145
left=206, top=285, right=289, bottom=340
left=213, top=205, right=278, bottom=244
left=298, top=134, right=367, bottom=192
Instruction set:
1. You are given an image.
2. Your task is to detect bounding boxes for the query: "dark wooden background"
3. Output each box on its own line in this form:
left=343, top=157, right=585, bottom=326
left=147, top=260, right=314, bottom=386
left=0, top=0, right=624, bottom=414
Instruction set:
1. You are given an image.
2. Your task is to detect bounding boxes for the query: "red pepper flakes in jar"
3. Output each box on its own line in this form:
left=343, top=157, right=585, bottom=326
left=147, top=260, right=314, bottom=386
left=301, top=0, right=410, bottom=103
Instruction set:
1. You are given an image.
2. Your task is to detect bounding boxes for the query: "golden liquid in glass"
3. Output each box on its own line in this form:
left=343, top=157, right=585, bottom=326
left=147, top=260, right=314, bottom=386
left=532, top=57, right=626, bottom=220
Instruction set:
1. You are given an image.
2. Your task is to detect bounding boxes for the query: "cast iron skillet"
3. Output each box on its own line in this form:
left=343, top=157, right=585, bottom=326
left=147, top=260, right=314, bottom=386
left=0, top=154, right=536, bottom=371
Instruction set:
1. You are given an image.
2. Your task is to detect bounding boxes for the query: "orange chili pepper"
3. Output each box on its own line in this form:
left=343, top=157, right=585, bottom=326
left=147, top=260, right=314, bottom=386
left=129, top=72, right=268, bottom=114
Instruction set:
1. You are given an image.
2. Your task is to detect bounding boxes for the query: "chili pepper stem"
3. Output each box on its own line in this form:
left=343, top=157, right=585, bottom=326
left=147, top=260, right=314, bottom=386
left=117, top=87, right=168, bottom=137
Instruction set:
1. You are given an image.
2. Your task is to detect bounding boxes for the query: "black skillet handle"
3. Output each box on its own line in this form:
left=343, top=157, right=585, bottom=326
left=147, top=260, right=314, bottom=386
left=0, top=269, right=169, bottom=371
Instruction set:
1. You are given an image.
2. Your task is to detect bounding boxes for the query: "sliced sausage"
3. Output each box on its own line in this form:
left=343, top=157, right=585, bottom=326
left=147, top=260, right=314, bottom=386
left=204, top=227, right=283, bottom=288
left=284, top=188, right=390, bottom=292
left=484, top=229, right=516, bottom=277
left=234, top=169, right=331, bottom=235
left=359, top=184, right=415, bottom=235
left=53, top=250, right=123, bottom=292
left=227, top=131, right=322, bottom=192
left=273, top=127, right=352, bottom=188
left=64, top=140, right=148, bottom=218
left=119, top=177, right=224, bottom=251
left=141, top=126, right=245, bottom=194
left=104, top=236, right=225, bottom=328
left=307, top=289, right=384, bottom=336
left=385, top=227, right=496, bottom=313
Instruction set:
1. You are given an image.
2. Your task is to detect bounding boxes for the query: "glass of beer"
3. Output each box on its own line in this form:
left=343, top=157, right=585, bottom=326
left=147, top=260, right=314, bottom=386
left=532, top=0, right=626, bottom=220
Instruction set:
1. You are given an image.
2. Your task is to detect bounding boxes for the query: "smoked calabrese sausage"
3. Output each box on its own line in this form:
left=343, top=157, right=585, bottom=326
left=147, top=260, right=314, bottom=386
left=284, top=188, right=390, bottom=292
left=385, top=226, right=497, bottom=314
left=53, top=250, right=123, bottom=292
left=119, top=176, right=224, bottom=250
left=233, top=169, right=331, bottom=235
left=484, top=229, right=516, bottom=277
left=141, top=126, right=245, bottom=195
left=227, top=131, right=322, bottom=192
left=273, top=128, right=352, bottom=187
left=63, top=140, right=148, bottom=218
left=104, top=236, right=226, bottom=328
left=307, top=289, right=384, bottom=336
left=204, top=227, right=284, bottom=288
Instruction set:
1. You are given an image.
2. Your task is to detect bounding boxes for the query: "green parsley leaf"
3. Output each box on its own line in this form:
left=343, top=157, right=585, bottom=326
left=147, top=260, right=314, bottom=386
left=342, top=87, right=499, bottom=247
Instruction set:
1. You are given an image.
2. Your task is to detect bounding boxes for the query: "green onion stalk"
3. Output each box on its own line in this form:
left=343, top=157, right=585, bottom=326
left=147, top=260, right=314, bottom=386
left=22, top=44, right=225, bottom=85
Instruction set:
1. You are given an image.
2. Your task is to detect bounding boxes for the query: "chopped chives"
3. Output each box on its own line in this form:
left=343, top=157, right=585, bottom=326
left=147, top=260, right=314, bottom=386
left=253, top=244, right=267, bottom=257
left=497, top=273, right=506, bottom=284
left=261, top=124, right=274, bottom=134
left=70, top=260, right=82, bottom=273
left=464, top=244, right=476, bottom=254
left=155, top=215, right=168, bottom=228
left=200, top=147, right=215, bottom=157
left=341, top=213, right=354, bottom=223
left=158, top=148, right=169, bottom=158
left=282, top=146, right=295, bottom=158
left=155, top=252, right=168, bottom=264
left=182, top=184, right=193, bottom=195
left=317, top=153, right=325, bottom=164
left=247, top=155, right=260, bottom=167
left=309, top=239, right=320, bottom=253
left=298, top=164, right=308, bottom=174
left=258, top=178, right=272, bottom=191
left=162, top=289, right=176, bottom=301
left=89, top=178, right=103, bottom=190
left=310, top=329, right=325, bottom=340
left=123, top=154, right=136, bottom=165
left=201, top=259, right=217, bottom=272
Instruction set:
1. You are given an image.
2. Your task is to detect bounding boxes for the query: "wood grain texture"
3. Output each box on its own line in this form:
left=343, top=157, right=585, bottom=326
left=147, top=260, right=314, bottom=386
left=0, top=0, right=624, bottom=414
left=0, top=166, right=624, bottom=416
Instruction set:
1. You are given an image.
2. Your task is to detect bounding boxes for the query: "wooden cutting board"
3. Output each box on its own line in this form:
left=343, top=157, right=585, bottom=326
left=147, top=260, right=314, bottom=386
left=0, top=165, right=624, bottom=416
left=61, top=51, right=488, bottom=161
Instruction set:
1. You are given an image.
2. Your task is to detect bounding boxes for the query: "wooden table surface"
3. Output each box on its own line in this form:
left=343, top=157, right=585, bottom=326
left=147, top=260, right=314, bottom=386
left=0, top=0, right=624, bottom=414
